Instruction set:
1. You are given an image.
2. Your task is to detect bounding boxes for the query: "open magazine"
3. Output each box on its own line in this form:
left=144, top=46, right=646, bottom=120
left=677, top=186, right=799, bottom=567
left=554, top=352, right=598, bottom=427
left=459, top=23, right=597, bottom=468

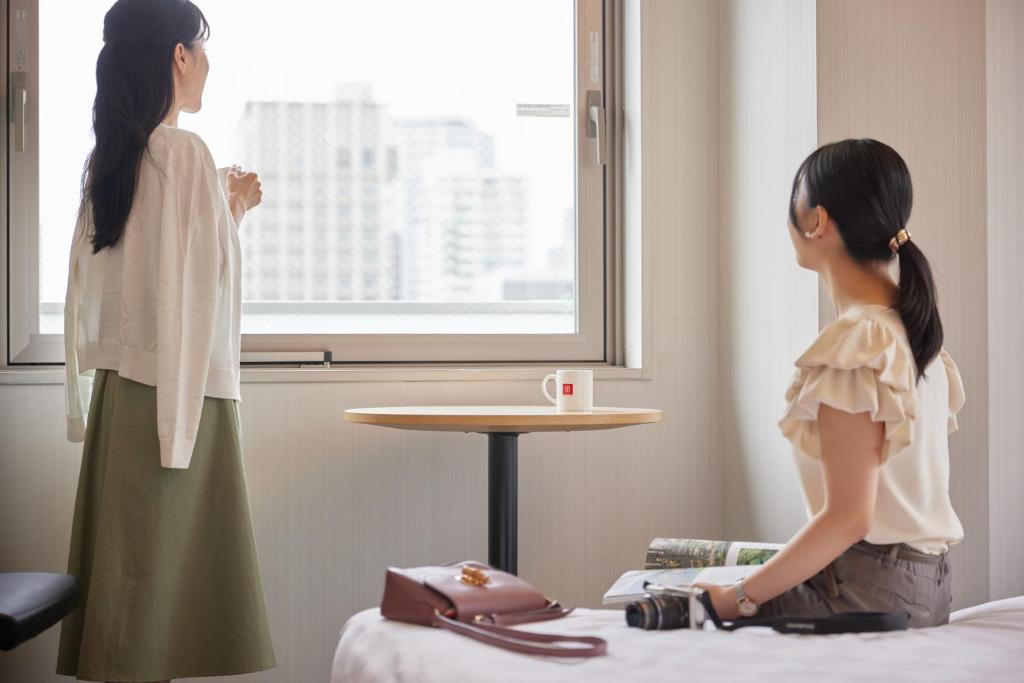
left=603, top=538, right=783, bottom=605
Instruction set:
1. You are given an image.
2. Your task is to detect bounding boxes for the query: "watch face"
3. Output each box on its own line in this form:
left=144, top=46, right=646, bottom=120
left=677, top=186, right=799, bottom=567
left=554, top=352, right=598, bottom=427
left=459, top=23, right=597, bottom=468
left=738, top=600, right=758, bottom=617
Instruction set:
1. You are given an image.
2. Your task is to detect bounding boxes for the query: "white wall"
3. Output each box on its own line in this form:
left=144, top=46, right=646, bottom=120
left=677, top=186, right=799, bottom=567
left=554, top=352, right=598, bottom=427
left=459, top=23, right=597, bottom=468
left=985, top=0, right=1024, bottom=602
left=718, top=0, right=820, bottom=543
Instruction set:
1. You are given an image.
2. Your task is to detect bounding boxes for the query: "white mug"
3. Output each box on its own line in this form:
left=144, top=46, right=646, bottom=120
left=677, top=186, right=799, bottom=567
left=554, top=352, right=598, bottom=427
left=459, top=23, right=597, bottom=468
left=542, top=369, right=594, bottom=412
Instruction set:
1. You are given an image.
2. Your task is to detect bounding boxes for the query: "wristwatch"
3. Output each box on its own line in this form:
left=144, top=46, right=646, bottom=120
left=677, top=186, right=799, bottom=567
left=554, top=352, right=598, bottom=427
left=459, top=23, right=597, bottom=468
left=734, top=577, right=759, bottom=617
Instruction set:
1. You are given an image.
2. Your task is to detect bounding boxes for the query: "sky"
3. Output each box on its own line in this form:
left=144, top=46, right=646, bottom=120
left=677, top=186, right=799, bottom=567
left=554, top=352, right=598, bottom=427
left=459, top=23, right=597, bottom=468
left=38, top=0, right=577, bottom=302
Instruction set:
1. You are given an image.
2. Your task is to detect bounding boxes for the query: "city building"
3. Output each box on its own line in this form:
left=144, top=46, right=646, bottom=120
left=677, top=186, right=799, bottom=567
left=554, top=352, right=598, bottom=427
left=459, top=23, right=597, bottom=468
left=234, top=85, right=530, bottom=305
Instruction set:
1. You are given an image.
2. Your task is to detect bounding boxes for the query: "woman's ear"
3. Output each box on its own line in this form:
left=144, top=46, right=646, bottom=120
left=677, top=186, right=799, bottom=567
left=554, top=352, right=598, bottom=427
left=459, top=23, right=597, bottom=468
left=172, top=43, right=188, bottom=75
left=808, top=205, right=830, bottom=239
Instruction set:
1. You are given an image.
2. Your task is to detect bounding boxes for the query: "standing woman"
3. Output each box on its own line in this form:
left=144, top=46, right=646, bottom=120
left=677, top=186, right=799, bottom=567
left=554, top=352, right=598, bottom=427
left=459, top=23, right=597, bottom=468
left=58, top=1, right=276, bottom=681
left=697, top=139, right=965, bottom=628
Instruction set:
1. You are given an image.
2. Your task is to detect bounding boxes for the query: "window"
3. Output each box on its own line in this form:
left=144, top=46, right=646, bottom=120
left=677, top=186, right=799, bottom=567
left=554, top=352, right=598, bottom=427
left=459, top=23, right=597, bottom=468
left=6, top=0, right=615, bottom=364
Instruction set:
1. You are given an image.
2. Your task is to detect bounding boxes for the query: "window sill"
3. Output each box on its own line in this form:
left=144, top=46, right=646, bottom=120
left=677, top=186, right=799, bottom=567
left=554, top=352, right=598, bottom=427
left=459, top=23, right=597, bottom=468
left=0, top=364, right=649, bottom=386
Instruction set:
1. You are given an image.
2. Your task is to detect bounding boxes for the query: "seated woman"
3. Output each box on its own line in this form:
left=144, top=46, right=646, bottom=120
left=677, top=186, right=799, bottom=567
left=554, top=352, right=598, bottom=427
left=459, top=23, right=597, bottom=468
left=697, top=139, right=964, bottom=629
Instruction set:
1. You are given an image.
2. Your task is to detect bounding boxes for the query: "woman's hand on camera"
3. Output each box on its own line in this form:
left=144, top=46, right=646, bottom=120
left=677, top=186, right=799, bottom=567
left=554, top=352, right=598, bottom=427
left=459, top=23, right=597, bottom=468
left=225, top=164, right=262, bottom=224
left=693, top=582, right=740, bottom=621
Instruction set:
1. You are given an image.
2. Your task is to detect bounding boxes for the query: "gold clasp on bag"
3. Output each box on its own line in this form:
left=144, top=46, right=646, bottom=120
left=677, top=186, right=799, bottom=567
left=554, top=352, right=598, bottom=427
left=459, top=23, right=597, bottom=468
left=457, top=565, right=491, bottom=587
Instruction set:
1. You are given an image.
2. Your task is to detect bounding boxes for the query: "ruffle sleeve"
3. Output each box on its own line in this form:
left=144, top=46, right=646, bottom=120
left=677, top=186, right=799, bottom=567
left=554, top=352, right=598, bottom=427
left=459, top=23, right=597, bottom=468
left=778, top=316, right=917, bottom=464
left=940, top=349, right=966, bottom=434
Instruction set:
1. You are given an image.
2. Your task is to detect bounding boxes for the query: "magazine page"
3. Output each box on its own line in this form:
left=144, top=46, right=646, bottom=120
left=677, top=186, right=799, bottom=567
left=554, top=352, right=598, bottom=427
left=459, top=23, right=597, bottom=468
left=724, top=541, right=782, bottom=566
left=644, top=538, right=783, bottom=570
left=602, top=565, right=759, bottom=605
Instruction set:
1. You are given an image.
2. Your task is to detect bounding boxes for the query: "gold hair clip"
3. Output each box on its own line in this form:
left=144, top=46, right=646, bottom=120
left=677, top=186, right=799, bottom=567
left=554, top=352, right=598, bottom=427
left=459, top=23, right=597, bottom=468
left=889, top=228, right=912, bottom=253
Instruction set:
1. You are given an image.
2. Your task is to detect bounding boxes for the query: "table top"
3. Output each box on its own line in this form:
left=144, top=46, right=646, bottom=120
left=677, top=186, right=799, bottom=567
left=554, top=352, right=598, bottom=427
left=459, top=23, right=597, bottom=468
left=344, top=405, right=663, bottom=433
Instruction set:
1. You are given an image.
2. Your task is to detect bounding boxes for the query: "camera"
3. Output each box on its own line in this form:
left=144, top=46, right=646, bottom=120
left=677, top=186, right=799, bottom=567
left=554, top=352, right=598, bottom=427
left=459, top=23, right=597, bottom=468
left=625, top=585, right=710, bottom=630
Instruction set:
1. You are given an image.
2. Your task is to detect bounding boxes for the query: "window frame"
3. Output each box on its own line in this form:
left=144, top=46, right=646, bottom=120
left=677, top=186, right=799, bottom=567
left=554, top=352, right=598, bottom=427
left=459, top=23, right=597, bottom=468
left=4, top=0, right=621, bottom=367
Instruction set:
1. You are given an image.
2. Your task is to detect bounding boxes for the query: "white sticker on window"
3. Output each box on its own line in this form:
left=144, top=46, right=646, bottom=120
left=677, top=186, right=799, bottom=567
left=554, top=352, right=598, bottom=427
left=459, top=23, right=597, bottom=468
left=516, top=104, right=570, bottom=118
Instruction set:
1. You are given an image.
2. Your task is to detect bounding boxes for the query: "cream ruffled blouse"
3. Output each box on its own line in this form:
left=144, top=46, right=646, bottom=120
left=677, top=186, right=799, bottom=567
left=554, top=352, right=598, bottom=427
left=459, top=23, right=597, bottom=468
left=779, top=304, right=966, bottom=554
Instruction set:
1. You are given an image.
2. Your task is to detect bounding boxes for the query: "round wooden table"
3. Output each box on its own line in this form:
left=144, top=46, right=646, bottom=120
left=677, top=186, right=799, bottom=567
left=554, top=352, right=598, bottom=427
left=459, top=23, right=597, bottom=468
left=344, top=406, right=663, bottom=574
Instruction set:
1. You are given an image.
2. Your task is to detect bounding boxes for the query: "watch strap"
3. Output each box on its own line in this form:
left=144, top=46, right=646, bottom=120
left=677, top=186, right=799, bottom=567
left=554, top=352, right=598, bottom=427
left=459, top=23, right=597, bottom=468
left=735, top=577, right=758, bottom=616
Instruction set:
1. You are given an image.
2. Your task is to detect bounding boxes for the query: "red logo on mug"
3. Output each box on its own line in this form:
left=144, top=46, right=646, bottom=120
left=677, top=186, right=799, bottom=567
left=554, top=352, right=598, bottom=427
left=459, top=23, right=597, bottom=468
left=562, top=383, right=574, bottom=396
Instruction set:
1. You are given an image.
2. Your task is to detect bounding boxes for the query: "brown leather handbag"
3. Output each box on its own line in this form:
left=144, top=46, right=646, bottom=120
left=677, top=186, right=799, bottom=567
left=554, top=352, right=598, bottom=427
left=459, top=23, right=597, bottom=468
left=380, top=561, right=607, bottom=657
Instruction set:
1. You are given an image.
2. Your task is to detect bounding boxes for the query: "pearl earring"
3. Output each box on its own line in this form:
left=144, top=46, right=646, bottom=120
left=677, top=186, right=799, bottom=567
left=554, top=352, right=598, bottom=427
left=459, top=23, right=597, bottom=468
left=804, top=232, right=813, bottom=239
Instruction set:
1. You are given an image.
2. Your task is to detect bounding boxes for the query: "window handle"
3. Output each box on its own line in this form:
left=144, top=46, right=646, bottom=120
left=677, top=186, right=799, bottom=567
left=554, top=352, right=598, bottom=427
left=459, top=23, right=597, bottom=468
left=11, top=72, right=28, bottom=152
left=586, top=90, right=606, bottom=166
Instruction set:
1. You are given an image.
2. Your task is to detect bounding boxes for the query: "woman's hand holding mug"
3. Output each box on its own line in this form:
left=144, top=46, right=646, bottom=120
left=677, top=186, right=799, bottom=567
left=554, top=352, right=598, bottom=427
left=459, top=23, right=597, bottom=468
left=224, top=164, right=262, bottom=225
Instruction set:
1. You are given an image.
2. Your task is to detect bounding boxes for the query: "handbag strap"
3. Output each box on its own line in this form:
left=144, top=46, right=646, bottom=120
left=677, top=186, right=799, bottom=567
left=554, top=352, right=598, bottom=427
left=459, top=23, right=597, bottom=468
left=481, top=602, right=575, bottom=626
left=432, top=612, right=607, bottom=657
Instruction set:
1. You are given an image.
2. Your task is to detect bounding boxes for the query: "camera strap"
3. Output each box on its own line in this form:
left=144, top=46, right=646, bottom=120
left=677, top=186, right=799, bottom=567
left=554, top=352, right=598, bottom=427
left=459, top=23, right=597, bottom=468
left=697, top=591, right=908, bottom=634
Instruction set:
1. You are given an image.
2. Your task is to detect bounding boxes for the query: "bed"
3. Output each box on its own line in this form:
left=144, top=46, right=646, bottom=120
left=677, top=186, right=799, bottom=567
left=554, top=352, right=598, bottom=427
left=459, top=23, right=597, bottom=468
left=331, top=596, right=1024, bottom=682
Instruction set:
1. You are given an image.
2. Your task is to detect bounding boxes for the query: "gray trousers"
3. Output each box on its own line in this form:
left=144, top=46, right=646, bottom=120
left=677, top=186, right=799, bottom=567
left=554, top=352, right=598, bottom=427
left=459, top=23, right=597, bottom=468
left=750, top=540, right=952, bottom=629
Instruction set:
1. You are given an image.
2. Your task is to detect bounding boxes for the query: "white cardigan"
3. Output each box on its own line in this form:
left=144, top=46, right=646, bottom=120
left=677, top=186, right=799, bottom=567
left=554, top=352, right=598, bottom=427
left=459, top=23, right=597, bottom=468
left=64, top=124, right=241, bottom=469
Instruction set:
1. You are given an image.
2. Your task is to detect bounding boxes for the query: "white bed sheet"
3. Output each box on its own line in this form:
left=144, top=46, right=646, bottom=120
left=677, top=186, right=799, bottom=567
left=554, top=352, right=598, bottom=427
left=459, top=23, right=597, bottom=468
left=331, top=597, right=1024, bottom=683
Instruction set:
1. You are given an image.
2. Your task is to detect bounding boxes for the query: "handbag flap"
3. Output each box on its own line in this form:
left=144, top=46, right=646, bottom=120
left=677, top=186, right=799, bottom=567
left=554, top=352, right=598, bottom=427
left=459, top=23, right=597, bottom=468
left=423, top=561, right=548, bottom=623
left=380, top=566, right=453, bottom=626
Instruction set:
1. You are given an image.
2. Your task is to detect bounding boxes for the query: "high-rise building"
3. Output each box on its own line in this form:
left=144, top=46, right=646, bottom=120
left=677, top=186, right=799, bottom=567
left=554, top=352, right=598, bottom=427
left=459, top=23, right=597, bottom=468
left=233, top=85, right=528, bottom=304
left=388, top=118, right=527, bottom=301
left=234, top=83, right=393, bottom=302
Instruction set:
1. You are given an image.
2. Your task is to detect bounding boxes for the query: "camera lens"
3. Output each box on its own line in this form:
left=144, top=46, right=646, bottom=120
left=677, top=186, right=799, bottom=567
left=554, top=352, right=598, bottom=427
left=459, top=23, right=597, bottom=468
left=625, top=594, right=689, bottom=630
left=625, top=600, right=653, bottom=629
left=653, top=594, right=686, bottom=629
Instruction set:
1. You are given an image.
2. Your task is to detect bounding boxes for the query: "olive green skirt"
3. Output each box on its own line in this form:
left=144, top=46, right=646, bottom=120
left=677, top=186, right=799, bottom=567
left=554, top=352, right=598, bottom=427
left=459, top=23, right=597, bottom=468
left=56, top=369, right=277, bottom=681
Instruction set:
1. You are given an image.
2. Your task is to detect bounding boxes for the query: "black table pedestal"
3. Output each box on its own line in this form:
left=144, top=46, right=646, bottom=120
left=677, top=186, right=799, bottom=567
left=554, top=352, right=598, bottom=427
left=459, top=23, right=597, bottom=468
left=487, top=433, right=518, bottom=574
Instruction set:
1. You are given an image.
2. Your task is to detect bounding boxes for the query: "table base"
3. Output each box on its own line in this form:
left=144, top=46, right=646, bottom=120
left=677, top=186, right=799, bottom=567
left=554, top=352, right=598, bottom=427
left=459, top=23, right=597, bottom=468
left=488, top=433, right=518, bottom=574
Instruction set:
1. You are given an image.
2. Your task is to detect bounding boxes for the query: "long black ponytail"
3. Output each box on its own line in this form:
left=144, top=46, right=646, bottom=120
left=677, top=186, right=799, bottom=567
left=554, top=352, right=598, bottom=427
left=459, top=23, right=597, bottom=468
left=789, top=138, right=943, bottom=382
left=85, top=0, right=209, bottom=253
